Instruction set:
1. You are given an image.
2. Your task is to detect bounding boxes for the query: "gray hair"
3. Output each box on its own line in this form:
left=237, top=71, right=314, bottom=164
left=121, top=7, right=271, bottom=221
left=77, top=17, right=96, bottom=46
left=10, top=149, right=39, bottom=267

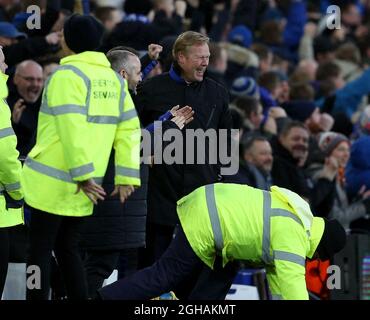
left=106, top=50, right=138, bottom=74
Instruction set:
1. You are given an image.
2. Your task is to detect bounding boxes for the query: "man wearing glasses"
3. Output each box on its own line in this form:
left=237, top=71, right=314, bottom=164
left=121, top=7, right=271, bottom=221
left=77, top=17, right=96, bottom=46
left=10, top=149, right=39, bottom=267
left=8, top=60, right=44, bottom=157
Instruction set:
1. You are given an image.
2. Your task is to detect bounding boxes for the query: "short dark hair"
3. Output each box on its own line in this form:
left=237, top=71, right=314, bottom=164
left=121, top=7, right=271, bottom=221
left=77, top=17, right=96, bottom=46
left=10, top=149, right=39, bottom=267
left=279, top=120, right=308, bottom=137
left=258, top=71, right=280, bottom=92
left=241, top=135, right=269, bottom=154
left=316, top=61, right=341, bottom=82
left=233, top=96, right=260, bottom=118
left=289, top=83, right=315, bottom=101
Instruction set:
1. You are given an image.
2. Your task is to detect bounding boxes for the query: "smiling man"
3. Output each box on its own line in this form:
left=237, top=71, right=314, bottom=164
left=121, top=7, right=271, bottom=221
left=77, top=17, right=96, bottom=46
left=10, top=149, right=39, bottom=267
left=7, top=60, right=43, bottom=156
left=134, top=31, right=233, bottom=299
left=271, top=121, right=311, bottom=199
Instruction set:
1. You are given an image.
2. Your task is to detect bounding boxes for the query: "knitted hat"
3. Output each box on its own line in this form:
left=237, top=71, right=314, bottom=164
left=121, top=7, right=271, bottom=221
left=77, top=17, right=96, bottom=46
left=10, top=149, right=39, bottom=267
left=227, top=25, right=253, bottom=48
left=230, top=76, right=259, bottom=99
left=316, top=219, right=347, bottom=260
left=63, top=14, right=105, bottom=53
left=281, top=100, right=317, bottom=122
left=318, top=131, right=349, bottom=156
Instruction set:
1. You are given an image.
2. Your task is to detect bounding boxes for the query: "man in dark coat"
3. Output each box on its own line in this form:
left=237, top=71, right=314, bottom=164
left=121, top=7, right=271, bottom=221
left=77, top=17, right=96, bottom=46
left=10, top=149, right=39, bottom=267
left=134, top=31, right=234, bottom=298
left=7, top=60, right=44, bottom=157
left=271, top=120, right=311, bottom=199
left=80, top=48, right=148, bottom=299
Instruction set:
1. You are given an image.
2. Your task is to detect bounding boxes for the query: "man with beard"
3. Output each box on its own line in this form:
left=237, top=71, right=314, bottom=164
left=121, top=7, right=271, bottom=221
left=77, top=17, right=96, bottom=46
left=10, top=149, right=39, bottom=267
left=8, top=60, right=43, bottom=157
left=271, top=121, right=311, bottom=199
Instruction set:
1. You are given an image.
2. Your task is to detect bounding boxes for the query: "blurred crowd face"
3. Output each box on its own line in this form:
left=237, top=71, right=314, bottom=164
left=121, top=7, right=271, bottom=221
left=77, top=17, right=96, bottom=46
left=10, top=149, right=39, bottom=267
left=14, top=61, right=43, bottom=103
left=331, top=141, right=350, bottom=168
left=156, top=0, right=175, bottom=18
left=277, top=80, right=290, bottom=104
left=0, top=47, right=7, bottom=73
left=332, top=74, right=345, bottom=90
left=244, top=140, right=273, bottom=173
left=178, top=43, right=210, bottom=82
left=0, top=36, right=17, bottom=47
left=342, top=4, right=361, bottom=27
left=280, top=126, right=309, bottom=162
left=104, top=9, right=123, bottom=31
left=249, top=103, right=264, bottom=129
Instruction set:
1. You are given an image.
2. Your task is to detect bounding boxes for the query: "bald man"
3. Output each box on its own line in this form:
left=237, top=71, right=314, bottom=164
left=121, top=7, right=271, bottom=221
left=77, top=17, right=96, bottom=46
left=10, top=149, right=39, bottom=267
left=8, top=60, right=44, bottom=156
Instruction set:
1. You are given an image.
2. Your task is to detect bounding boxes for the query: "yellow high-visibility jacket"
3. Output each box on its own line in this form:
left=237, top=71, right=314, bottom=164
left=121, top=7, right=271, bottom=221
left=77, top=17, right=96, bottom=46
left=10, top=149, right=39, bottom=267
left=22, top=52, right=141, bottom=216
left=0, top=72, right=23, bottom=227
left=177, top=183, right=325, bottom=300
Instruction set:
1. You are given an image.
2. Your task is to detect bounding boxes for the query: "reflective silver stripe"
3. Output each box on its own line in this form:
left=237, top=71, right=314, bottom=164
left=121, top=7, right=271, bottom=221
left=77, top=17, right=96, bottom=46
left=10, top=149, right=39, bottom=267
left=87, top=115, right=118, bottom=124
left=58, top=65, right=91, bottom=108
left=116, top=166, right=140, bottom=178
left=270, top=208, right=302, bottom=226
left=272, top=294, right=283, bottom=300
left=40, top=104, right=86, bottom=116
left=69, top=163, right=94, bottom=178
left=25, top=157, right=74, bottom=183
left=44, top=65, right=91, bottom=113
left=114, top=72, right=126, bottom=114
left=5, top=182, right=21, bottom=191
left=0, top=127, right=15, bottom=139
left=262, top=191, right=272, bottom=264
left=205, top=184, right=224, bottom=254
left=273, top=250, right=306, bottom=267
left=120, top=108, right=138, bottom=122
left=25, top=158, right=103, bottom=185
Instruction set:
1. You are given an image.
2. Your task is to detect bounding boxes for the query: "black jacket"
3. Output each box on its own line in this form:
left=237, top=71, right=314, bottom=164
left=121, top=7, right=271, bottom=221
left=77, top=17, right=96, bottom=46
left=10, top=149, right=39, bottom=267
left=270, top=136, right=311, bottom=198
left=7, top=91, right=41, bottom=157
left=80, top=152, right=148, bottom=251
left=135, top=64, right=232, bottom=226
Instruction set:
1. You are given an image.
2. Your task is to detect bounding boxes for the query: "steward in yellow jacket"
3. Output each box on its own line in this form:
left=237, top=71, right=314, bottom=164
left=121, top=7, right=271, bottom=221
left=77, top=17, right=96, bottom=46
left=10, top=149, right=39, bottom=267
left=99, top=183, right=346, bottom=300
left=24, top=14, right=141, bottom=300
left=0, top=47, right=23, bottom=296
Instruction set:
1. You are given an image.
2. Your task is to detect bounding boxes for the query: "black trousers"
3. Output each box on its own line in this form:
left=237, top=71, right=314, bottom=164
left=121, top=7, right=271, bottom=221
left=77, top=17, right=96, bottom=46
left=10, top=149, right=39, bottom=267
left=0, top=227, right=10, bottom=297
left=84, top=248, right=140, bottom=299
left=138, top=222, right=175, bottom=268
left=98, top=227, right=237, bottom=300
left=26, top=208, right=87, bottom=300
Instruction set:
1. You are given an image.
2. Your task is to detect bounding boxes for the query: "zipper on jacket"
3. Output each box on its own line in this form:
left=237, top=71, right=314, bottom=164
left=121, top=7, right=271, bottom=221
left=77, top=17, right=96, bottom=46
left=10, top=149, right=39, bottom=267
left=206, top=104, right=216, bottom=129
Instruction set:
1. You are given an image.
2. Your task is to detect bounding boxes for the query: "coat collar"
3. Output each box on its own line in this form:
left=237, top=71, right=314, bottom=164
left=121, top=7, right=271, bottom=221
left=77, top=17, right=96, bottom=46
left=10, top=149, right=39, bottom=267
left=61, top=51, right=111, bottom=68
left=169, top=62, right=186, bottom=85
